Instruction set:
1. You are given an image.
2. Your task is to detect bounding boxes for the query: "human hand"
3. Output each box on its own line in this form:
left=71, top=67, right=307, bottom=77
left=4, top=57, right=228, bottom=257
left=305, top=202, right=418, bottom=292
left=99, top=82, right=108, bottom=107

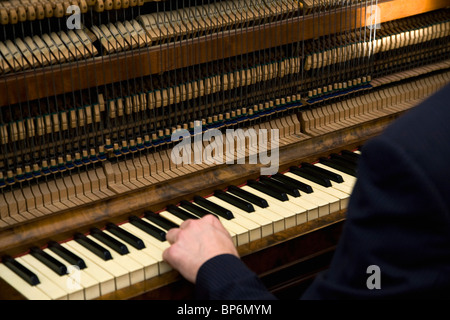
left=162, top=214, right=239, bottom=283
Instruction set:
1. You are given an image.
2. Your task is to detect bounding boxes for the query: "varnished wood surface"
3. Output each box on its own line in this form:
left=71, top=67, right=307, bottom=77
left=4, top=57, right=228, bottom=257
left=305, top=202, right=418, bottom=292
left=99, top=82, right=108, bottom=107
left=0, top=0, right=447, bottom=107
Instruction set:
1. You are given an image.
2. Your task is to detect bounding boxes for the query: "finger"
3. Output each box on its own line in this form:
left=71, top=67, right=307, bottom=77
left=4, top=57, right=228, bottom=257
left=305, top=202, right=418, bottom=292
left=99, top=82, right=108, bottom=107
left=162, top=246, right=173, bottom=265
left=202, top=214, right=220, bottom=226
left=179, top=219, right=193, bottom=229
left=165, top=227, right=180, bottom=244
left=208, top=214, right=226, bottom=230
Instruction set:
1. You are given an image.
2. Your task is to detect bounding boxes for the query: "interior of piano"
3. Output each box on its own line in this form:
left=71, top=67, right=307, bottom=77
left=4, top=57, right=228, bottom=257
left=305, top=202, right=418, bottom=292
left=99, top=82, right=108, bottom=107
left=0, top=0, right=449, bottom=299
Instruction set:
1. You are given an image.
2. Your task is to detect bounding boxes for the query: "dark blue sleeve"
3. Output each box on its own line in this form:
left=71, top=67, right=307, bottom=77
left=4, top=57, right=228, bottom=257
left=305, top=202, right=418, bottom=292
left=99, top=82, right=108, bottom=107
left=302, top=135, right=450, bottom=299
left=195, top=254, right=276, bottom=300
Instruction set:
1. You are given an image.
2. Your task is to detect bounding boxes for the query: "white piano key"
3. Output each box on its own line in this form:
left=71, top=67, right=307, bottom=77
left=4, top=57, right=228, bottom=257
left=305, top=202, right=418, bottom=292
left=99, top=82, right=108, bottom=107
left=239, top=185, right=296, bottom=228
left=159, top=208, right=243, bottom=246
left=284, top=192, right=324, bottom=221
left=158, top=210, right=185, bottom=226
left=241, top=185, right=301, bottom=228
left=186, top=203, right=251, bottom=246
left=227, top=192, right=286, bottom=234
left=20, top=253, right=84, bottom=300
left=64, top=240, right=130, bottom=291
left=61, top=242, right=116, bottom=296
left=44, top=248, right=100, bottom=300
left=314, top=162, right=357, bottom=190
left=213, top=194, right=275, bottom=237
left=329, top=179, right=353, bottom=194
left=206, top=196, right=263, bottom=240
left=119, top=223, right=172, bottom=275
left=61, top=241, right=116, bottom=296
left=288, top=180, right=341, bottom=216
left=302, top=189, right=340, bottom=217
left=285, top=172, right=350, bottom=209
left=0, top=263, right=51, bottom=300
left=102, top=228, right=160, bottom=279
left=87, top=234, right=145, bottom=285
left=313, top=162, right=356, bottom=187
left=16, top=257, right=67, bottom=300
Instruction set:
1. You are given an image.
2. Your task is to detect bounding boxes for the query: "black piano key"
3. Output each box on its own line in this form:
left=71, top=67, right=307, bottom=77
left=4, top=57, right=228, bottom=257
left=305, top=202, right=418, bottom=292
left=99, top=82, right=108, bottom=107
left=300, top=162, right=344, bottom=183
left=48, top=241, right=86, bottom=270
left=289, top=166, right=332, bottom=187
left=74, top=233, right=112, bottom=261
left=227, top=185, right=269, bottom=208
left=179, top=200, right=218, bottom=218
left=90, top=228, right=129, bottom=255
left=259, top=176, right=300, bottom=197
left=30, top=246, right=68, bottom=276
left=299, top=166, right=333, bottom=186
left=247, top=179, right=288, bottom=201
left=341, top=149, right=361, bottom=161
left=129, top=215, right=166, bottom=241
left=330, top=153, right=358, bottom=166
left=271, top=173, right=314, bottom=193
left=214, top=190, right=255, bottom=213
left=167, top=204, right=200, bottom=221
left=2, top=255, right=40, bottom=286
left=193, top=196, right=234, bottom=220
left=143, top=211, right=179, bottom=231
left=105, top=223, right=146, bottom=250
left=319, top=157, right=357, bottom=177
left=330, top=153, right=358, bottom=169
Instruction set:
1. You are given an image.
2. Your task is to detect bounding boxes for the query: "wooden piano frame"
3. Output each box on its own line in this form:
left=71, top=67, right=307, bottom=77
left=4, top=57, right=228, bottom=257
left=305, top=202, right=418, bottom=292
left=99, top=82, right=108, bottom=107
left=0, top=0, right=448, bottom=299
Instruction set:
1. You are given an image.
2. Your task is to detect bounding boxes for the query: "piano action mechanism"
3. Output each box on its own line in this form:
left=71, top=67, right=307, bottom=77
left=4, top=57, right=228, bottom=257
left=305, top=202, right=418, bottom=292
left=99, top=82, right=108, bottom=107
left=0, top=0, right=449, bottom=299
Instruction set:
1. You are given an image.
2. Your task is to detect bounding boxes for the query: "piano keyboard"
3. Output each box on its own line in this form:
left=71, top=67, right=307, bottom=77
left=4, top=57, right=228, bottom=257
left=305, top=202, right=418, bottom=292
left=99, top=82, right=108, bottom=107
left=0, top=149, right=360, bottom=300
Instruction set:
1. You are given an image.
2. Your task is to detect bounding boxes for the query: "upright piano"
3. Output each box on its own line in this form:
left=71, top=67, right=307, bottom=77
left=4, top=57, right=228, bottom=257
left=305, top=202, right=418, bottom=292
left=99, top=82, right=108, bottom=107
left=0, top=0, right=449, bottom=299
